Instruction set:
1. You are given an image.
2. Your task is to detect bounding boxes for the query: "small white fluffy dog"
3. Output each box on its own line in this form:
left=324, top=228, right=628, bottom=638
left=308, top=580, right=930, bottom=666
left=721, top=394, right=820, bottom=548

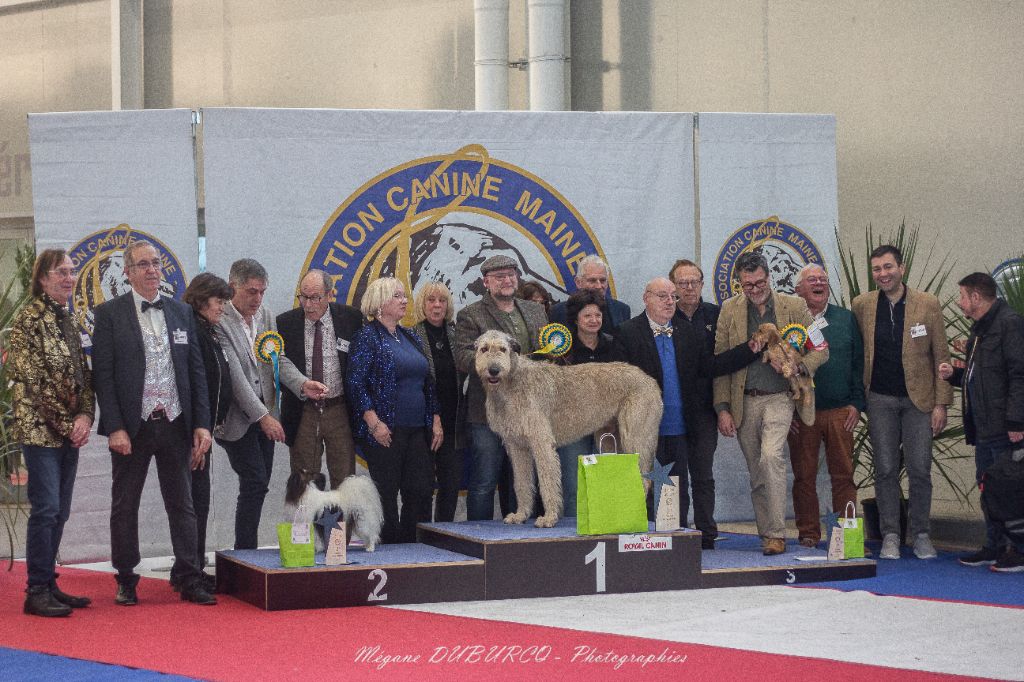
left=284, top=471, right=384, bottom=552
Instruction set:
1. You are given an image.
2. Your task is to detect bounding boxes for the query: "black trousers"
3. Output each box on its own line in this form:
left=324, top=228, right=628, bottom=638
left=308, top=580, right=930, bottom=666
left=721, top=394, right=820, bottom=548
left=433, top=416, right=462, bottom=522
left=685, top=417, right=719, bottom=540
left=218, top=423, right=275, bottom=550
left=361, top=426, right=434, bottom=543
left=190, top=451, right=211, bottom=568
left=110, top=416, right=201, bottom=586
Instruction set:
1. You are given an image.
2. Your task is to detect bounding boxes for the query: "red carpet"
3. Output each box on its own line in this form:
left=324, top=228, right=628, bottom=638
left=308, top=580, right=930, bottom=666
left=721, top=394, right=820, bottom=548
left=1, top=563, right=983, bottom=681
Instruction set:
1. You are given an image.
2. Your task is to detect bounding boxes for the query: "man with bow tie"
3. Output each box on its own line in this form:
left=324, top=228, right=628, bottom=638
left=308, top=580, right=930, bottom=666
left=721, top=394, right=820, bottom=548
left=713, top=251, right=828, bottom=556
left=617, top=277, right=761, bottom=539
left=91, top=240, right=215, bottom=606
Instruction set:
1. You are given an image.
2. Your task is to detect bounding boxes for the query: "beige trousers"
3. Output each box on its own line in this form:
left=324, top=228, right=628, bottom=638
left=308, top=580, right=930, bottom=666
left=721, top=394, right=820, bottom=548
left=736, top=393, right=795, bottom=540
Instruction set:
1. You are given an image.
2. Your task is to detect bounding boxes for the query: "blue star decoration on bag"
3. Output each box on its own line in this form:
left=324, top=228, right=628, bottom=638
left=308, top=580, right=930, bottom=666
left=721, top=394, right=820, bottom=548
left=314, top=507, right=344, bottom=546
left=822, top=510, right=842, bottom=545
left=642, top=460, right=675, bottom=518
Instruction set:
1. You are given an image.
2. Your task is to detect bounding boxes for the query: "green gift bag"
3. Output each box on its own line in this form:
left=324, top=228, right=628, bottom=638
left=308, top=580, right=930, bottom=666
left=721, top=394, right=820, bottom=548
left=840, top=501, right=865, bottom=559
left=576, top=435, right=648, bottom=535
left=277, top=520, right=315, bottom=568
left=827, top=502, right=865, bottom=560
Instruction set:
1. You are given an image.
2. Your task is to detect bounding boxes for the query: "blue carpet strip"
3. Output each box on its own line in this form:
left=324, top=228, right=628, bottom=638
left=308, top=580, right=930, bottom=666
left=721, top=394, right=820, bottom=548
left=0, top=647, right=199, bottom=681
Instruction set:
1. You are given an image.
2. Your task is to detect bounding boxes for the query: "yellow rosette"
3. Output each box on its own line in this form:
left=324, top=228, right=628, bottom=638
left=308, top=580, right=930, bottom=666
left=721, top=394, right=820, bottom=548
left=254, top=330, right=285, bottom=409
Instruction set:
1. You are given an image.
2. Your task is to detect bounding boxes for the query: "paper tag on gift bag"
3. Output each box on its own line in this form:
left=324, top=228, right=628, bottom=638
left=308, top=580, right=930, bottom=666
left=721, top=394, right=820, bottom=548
left=291, top=521, right=310, bottom=545
left=325, top=522, right=347, bottom=566
left=655, top=475, right=681, bottom=531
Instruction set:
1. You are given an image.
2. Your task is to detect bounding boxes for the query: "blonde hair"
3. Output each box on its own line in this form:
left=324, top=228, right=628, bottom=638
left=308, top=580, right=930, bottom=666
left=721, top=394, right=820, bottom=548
left=360, top=277, right=403, bottom=321
left=412, top=281, right=454, bottom=325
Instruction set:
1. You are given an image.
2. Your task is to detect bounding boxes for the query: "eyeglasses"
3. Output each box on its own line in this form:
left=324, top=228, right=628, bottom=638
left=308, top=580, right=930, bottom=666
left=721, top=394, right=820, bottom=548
left=49, top=268, right=78, bottom=278
left=392, top=293, right=409, bottom=301
left=803, top=276, right=829, bottom=285
left=298, top=294, right=325, bottom=304
left=129, top=259, right=161, bottom=271
left=487, top=272, right=517, bottom=282
left=674, top=279, right=702, bottom=289
left=740, top=279, right=769, bottom=292
left=647, top=291, right=680, bottom=303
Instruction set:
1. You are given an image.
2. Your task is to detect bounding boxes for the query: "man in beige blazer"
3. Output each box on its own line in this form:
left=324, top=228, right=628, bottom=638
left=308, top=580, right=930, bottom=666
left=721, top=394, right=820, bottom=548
left=714, top=252, right=828, bottom=555
left=852, top=244, right=951, bottom=561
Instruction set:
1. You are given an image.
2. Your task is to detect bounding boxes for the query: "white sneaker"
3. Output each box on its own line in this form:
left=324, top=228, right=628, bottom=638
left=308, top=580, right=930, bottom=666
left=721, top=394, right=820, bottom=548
left=879, top=533, right=901, bottom=559
left=913, top=533, right=937, bottom=559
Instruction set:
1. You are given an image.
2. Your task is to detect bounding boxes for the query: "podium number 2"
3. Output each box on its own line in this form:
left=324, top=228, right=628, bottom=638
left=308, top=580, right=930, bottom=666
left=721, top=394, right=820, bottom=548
left=367, top=568, right=388, bottom=601
left=584, top=542, right=607, bottom=593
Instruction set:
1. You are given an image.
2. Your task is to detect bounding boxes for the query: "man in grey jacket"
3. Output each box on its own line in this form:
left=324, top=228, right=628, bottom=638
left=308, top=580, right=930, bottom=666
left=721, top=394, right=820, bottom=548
left=455, top=255, right=548, bottom=520
left=215, top=259, right=301, bottom=549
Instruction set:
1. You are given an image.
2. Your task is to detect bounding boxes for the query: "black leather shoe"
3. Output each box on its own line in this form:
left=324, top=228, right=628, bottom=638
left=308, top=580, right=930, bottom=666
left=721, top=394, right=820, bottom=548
left=24, top=585, right=72, bottom=617
left=180, top=583, right=217, bottom=605
left=172, top=572, right=216, bottom=594
left=701, top=537, right=716, bottom=550
left=50, top=578, right=92, bottom=608
left=115, top=583, right=138, bottom=606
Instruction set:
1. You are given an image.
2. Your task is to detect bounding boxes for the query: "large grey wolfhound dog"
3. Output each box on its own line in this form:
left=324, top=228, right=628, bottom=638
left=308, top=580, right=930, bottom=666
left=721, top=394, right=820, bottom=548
left=474, top=329, right=663, bottom=527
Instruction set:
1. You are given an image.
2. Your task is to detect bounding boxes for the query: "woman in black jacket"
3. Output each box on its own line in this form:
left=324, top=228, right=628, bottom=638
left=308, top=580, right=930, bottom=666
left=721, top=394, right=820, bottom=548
left=182, top=273, right=235, bottom=586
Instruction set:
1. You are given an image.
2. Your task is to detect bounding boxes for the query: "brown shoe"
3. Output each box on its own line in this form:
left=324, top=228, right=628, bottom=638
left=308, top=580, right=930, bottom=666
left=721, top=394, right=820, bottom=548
left=763, top=538, right=786, bottom=556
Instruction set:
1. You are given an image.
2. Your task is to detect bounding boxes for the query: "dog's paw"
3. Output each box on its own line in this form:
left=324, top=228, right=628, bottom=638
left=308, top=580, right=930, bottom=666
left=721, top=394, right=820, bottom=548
left=503, top=512, right=528, bottom=524
left=365, top=543, right=376, bottom=552
left=534, top=514, right=558, bottom=528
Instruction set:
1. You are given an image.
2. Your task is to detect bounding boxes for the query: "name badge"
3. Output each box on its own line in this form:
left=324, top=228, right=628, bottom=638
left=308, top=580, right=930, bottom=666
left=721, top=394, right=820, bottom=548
left=910, top=324, right=927, bottom=339
left=336, top=338, right=350, bottom=352
left=807, top=318, right=827, bottom=348
left=172, top=329, right=188, bottom=344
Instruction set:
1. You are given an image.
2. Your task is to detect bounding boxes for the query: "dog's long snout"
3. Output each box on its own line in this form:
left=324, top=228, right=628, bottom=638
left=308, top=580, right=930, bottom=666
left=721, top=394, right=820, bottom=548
left=488, top=365, right=501, bottom=377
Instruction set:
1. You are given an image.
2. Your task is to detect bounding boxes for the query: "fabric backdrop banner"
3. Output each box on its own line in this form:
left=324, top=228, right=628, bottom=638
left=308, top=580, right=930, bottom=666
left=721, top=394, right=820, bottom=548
left=27, top=108, right=200, bottom=562
left=698, top=112, right=839, bottom=305
left=696, top=112, right=840, bottom=523
left=202, top=108, right=696, bottom=319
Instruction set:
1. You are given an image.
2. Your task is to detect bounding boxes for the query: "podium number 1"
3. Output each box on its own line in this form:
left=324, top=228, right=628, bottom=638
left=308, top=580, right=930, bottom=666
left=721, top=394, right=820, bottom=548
left=584, top=542, right=607, bottom=593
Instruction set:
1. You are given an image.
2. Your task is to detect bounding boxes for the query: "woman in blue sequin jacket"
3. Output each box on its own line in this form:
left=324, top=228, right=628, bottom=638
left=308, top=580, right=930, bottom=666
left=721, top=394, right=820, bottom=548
left=346, top=277, right=441, bottom=543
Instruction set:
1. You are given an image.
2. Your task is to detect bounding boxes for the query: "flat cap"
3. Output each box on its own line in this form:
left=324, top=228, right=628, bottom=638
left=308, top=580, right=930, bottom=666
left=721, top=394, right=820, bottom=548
left=480, top=254, right=520, bottom=275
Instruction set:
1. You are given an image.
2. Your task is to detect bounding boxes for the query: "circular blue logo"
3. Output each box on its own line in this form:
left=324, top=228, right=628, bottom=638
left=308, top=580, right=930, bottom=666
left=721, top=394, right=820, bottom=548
left=712, top=216, right=825, bottom=305
left=301, top=144, right=609, bottom=315
left=68, top=225, right=187, bottom=345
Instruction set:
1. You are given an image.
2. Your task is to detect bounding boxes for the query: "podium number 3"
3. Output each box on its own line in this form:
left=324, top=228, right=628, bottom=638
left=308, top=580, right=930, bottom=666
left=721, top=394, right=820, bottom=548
left=584, top=542, right=607, bottom=593
left=367, top=568, right=389, bottom=601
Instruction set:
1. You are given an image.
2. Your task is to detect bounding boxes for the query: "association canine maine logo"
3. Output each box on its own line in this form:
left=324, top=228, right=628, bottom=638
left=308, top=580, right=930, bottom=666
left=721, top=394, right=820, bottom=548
left=302, top=144, right=608, bottom=314
left=712, top=216, right=824, bottom=305
left=67, top=225, right=186, bottom=344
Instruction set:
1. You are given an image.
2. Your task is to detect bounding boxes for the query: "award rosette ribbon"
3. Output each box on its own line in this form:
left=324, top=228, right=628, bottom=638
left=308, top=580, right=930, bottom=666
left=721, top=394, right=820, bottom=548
left=254, top=330, right=285, bottom=410
left=779, top=323, right=809, bottom=352
left=533, top=323, right=572, bottom=357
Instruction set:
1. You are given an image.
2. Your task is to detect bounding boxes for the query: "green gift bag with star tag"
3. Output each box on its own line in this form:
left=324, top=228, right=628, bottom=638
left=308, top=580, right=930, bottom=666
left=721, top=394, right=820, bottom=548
left=577, top=435, right=648, bottom=535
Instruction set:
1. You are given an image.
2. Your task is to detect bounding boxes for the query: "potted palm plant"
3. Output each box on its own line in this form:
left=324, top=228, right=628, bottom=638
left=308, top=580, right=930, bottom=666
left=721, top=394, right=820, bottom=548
left=835, top=221, right=972, bottom=540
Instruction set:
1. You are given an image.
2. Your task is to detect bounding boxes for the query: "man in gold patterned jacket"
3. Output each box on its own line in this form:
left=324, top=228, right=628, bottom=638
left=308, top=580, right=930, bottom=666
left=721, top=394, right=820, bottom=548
left=8, top=248, right=95, bottom=617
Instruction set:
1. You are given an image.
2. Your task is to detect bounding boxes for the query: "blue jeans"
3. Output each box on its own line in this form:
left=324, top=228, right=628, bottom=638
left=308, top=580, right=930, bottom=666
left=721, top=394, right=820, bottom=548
left=975, top=435, right=1019, bottom=551
left=467, top=423, right=515, bottom=520
left=556, top=436, right=592, bottom=518
left=217, top=423, right=275, bottom=550
left=23, top=443, right=79, bottom=588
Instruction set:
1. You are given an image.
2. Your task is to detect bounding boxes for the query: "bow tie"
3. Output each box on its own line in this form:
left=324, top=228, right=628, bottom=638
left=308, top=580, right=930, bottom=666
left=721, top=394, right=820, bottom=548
left=653, top=325, right=673, bottom=337
left=141, top=299, right=164, bottom=313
